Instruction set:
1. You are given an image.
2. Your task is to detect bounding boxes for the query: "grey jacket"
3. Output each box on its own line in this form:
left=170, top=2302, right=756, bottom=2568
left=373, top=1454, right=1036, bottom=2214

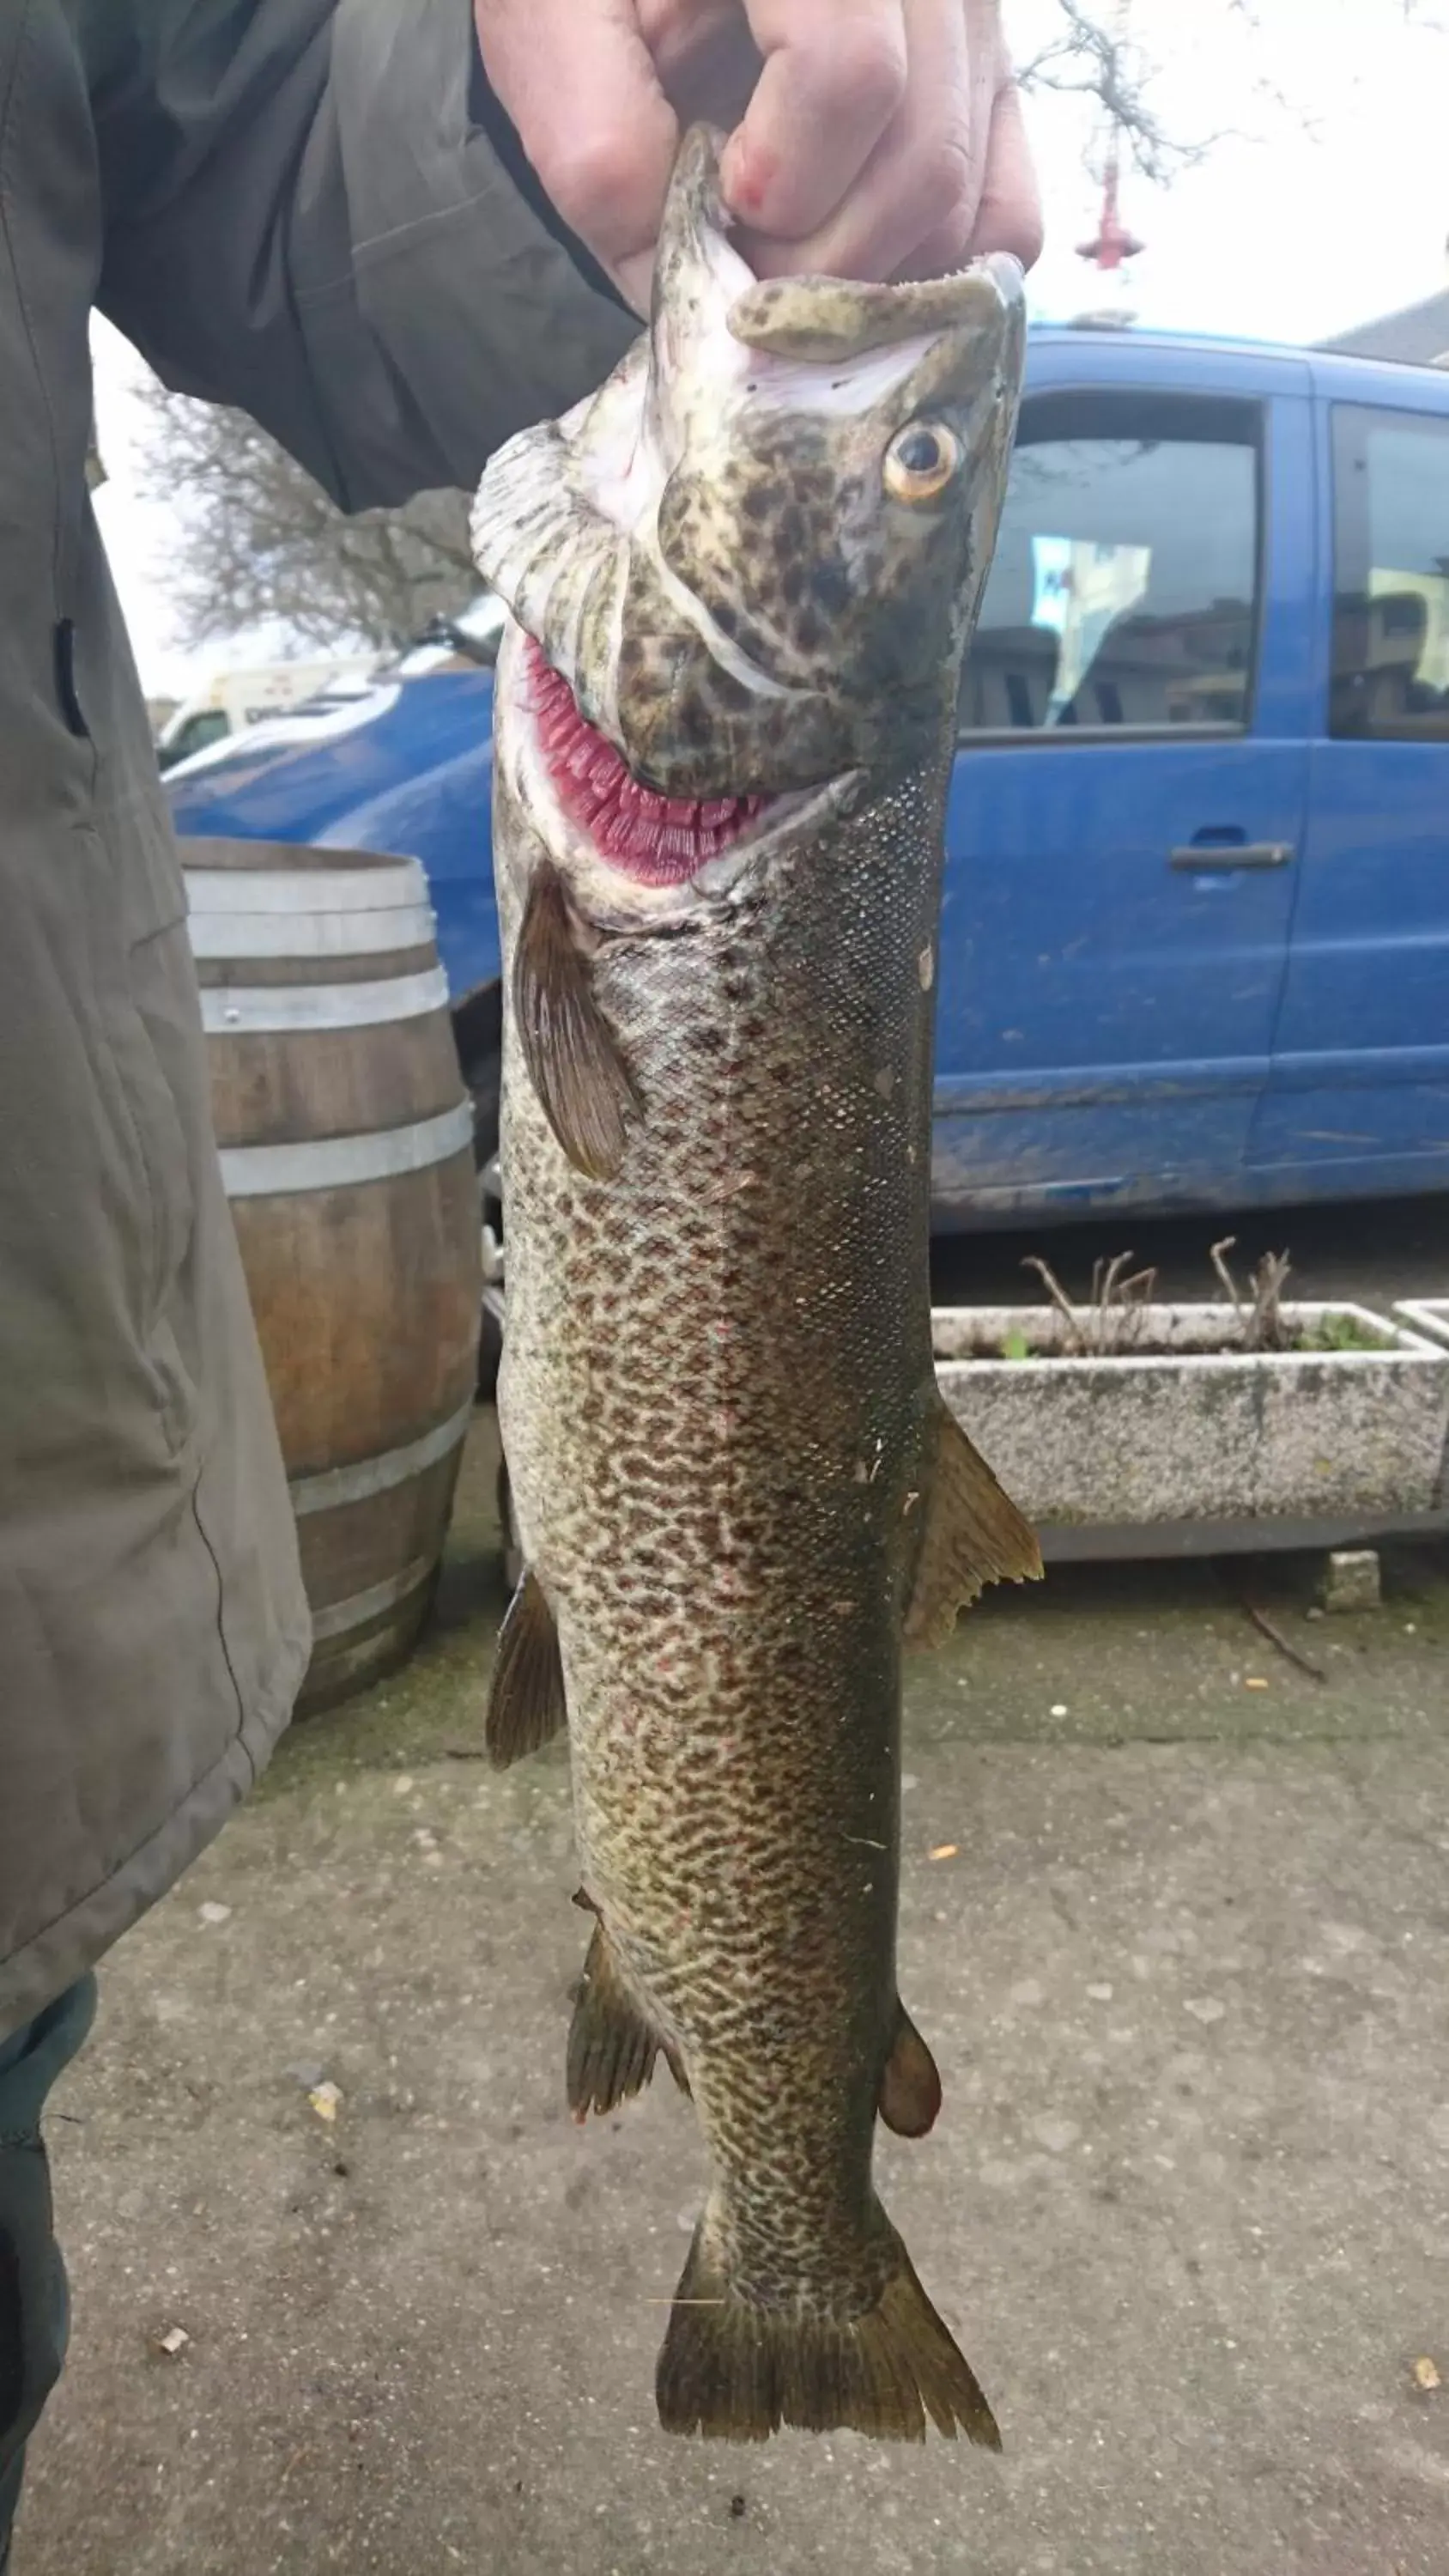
left=0, top=0, right=633, bottom=2033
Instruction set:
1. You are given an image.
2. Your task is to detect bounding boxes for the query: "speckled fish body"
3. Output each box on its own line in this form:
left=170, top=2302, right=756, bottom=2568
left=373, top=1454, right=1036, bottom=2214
left=471, top=128, right=1034, bottom=2446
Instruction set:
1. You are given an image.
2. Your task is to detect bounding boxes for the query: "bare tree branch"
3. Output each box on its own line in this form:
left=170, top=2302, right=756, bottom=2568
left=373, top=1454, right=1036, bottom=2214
left=1015, top=0, right=1223, bottom=180
left=133, top=377, right=476, bottom=656
left=1015, top=0, right=1444, bottom=179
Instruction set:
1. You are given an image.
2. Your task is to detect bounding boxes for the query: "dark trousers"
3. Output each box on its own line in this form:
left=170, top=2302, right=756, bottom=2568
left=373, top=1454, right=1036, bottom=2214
left=0, top=1977, right=96, bottom=2569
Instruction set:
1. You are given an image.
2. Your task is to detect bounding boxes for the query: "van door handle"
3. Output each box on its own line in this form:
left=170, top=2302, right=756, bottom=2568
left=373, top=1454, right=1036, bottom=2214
left=1168, top=839, right=1294, bottom=872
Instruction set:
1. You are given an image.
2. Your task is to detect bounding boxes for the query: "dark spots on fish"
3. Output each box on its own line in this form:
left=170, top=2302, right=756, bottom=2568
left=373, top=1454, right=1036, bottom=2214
left=779, top=504, right=806, bottom=555
left=615, top=1454, right=658, bottom=1483
left=691, top=1024, right=726, bottom=1053
left=741, top=487, right=772, bottom=524
left=712, top=602, right=739, bottom=640
left=620, top=635, right=645, bottom=671
left=780, top=563, right=804, bottom=608
left=712, top=664, right=756, bottom=715
left=676, top=693, right=712, bottom=748
left=796, top=610, right=823, bottom=653
left=810, top=559, right=852, bottom=616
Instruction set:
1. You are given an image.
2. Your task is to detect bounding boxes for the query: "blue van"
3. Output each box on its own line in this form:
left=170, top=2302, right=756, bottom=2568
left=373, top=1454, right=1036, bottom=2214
left=169, top=325, right=1449, bottom=1224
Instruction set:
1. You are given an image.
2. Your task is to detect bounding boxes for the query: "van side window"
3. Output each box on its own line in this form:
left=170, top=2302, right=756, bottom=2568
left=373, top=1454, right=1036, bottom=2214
left=1331, top=404, right=1449, bottom=742
left=175, top=711, right=228, bottom=757
left=959, top=393, right=1261, bottom=737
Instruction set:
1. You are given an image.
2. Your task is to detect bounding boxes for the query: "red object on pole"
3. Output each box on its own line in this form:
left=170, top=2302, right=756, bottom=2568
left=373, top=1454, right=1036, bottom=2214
left=1076, top=143, right=1144, bottom=274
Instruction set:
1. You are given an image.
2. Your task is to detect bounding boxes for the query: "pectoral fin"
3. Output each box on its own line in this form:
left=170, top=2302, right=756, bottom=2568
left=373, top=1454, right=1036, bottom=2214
left=904, top=1397, right=1041, bottom=1650
left=513, top=860, right=639, bottom=1181
left=486, top=1567, right=567, bottom=1768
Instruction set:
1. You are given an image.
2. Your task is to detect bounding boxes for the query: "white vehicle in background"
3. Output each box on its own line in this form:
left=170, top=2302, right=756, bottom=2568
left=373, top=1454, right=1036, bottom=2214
left=155, top=653, right=379, bottom=769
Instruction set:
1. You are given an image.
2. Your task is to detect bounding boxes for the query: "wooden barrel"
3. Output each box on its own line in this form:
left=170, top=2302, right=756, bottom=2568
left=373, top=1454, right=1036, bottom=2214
left=180, top=838, right=482, bottom=1711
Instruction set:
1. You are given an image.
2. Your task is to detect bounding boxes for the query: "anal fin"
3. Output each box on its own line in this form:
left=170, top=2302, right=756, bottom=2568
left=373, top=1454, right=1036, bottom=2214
left=905, top=1396, right=1042, bottom=1650
left=486, top=1568, right=567, bottom=1768
left=567, top=1922, right=687, bottom=2121
left=878, top=2002, right=943, bottom=2139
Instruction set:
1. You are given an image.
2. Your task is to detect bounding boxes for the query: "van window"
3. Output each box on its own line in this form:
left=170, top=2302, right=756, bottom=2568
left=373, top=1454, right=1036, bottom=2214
left=157, top=708, right=230, bottom=769
left=960, top=393, right=1261, bottom=736
left=1331, top=404, right=1449, bottom=741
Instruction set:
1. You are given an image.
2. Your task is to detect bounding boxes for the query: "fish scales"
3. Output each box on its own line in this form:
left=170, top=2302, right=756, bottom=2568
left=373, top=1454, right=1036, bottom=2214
left=498, top=759, right=939, bottom=2247
left=473, top=125, right=1035, bottom=2445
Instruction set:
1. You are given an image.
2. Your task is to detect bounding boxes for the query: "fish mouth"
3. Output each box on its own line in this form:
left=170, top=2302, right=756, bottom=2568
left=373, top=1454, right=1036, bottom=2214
left=472, top=125, right=1023, bottom=790
left=524, top=638, right=771, bottom=888
left=507, top=630, right=857, bottom=910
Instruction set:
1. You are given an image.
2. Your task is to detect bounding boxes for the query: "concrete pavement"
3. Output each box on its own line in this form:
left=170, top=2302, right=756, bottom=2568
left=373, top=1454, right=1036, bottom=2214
left=16, top=1424, right=1449, bottom=2575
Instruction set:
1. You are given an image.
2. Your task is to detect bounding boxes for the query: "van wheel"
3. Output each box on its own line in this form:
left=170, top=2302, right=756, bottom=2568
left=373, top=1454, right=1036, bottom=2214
left=477, top=1288, right=505, bottom=1403
left=463, top=1041, right=504, bottom=1400
left=464, top=1040, right=500, bottom=1170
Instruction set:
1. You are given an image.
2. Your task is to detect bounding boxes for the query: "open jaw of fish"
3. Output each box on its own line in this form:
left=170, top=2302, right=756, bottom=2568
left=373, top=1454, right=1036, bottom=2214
left=473, top=119, right=1024, bottom=947
left=472, top=126, right=1039, bottom=2447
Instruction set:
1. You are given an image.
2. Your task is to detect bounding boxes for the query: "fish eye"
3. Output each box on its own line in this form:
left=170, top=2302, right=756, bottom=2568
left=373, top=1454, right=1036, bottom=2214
left=882, top=422, right=961, bottom=504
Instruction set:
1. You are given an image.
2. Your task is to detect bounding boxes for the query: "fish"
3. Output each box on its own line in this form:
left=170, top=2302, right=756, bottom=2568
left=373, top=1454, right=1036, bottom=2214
left=470, top=124, right=1038, bottom=2447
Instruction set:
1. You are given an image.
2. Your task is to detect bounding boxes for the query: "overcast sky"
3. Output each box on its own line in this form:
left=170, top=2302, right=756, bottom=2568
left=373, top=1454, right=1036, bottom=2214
left=94, top=0, right=1449, bottom=698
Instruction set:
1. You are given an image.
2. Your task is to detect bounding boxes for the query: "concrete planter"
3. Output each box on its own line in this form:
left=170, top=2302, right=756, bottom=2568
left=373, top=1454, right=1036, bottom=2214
left=1395, top=1298, right=1449, bottom=1352
left=933, top=1303, right=1449, bottom=1530
left=1390, top=1303, right=1449, bottom=1515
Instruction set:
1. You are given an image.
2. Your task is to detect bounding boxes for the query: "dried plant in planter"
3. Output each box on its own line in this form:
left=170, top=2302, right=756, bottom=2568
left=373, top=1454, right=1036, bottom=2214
left=1003, top=1241, right=1391, bottom=1359
left=1015, top=1239, right=1299, bottom=1358
left=1019, top=1249, right=1161, bottom=1357
left=1208, top=1236, right=1294, bottom=1353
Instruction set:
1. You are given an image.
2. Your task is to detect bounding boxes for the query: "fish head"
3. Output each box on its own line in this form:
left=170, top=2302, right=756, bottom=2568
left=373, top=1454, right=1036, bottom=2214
left=472, top=124, right=1023, bottom=920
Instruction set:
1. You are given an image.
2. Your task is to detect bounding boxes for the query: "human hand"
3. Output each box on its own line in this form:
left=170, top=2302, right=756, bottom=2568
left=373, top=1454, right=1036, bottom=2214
left=473, top=1, right=1042, bottom=315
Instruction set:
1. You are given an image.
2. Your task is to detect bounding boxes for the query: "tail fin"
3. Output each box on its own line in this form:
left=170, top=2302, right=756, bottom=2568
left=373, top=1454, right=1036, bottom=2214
left=655, top=2202, right=1000, bottom=2447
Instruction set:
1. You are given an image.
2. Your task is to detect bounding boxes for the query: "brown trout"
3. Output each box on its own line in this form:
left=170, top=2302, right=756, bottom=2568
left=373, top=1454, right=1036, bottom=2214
left=470, top=126, right=1037, bottom=2447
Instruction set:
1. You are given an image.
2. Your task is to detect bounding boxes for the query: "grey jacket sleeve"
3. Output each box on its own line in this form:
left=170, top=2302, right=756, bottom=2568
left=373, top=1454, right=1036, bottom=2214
left=94, top=0, right=636, bottom=511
